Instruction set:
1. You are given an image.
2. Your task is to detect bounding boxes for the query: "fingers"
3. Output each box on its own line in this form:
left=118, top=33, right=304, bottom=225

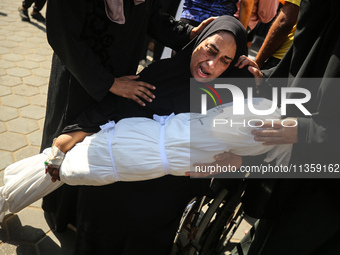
left=234, top=55, right=259, bottom=69
left=213, top=152, right=231, bottom=161
left=251, top=118, right=298, bottom=145
left=138, top=81, right=156, bottom=91
left=131, top=95, right=147, bottom=107
left=191, top=152, right=242, bottom=177
left=200, top=17, right=217, bottom=27
left=252, top=119, right=298, bottom=133
left=252, top=129, right=283, bottom=145
left=252, top=123, right=282, bottom=141
left=110, top=76, right=156, bottom=106
left=254, top=135, right=285, bottom=145
left=191, top=162, right=224, bottom=177
left=234, top=56, right=263, bottom=85
left=46, top=165, right=61, bottom=182
left=185, top=170, right=212, bottom=178
left=252, top=128, right=280, bottom=135
left=132, top=83, right=156, bottom=106
left=124, top=75, right=140, bottom=80
left=254, top=120, right=282, bottom=129
left=234, top=55, right=248, bottom=68
left=190, top=17, right=217, bottom=39
left=137, top=82, right=156, bottom=99
left=248, top=66, right=263, bottom=85
left=248, top=66, right=262, bottom=77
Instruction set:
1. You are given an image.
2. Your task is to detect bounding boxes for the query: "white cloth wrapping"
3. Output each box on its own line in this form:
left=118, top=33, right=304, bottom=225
left=0, top=98, right=292, bottom=221
left=0, top=152, right=63, bottom=221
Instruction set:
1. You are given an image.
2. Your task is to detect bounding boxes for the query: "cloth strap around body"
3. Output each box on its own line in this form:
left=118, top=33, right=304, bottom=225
left=100, top=121, right=120, bottom=182
left=99, top=113, right=175, bottom=182
left=153, top=113, right=175, bottom=175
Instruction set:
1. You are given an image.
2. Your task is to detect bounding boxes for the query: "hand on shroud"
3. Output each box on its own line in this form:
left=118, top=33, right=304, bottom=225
left=252, top=118, right=298, bottom=145
left=187, top=152, right=242, bottom=177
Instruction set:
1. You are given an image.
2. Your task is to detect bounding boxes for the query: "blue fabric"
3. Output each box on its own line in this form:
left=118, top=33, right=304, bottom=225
left=181, top=0, right=238, bottom=23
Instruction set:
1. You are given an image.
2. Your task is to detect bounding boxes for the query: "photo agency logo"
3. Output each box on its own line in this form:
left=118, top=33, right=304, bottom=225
left=190, top=78, right=340, bottom=179
left=198, top=83, right=223, bottom=110
left=194, top=79, right=312, bottom=128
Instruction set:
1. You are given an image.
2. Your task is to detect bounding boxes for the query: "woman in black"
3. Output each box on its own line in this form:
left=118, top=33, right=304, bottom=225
left=42, top=0, right=203, bottom=234
left=58, top=16, right=248, bottom=254
left=232, top=0, right=340, bottom=254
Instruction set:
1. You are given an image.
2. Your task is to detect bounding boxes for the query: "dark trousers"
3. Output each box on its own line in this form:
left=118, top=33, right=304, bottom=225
left=22, top=0, right=46, bottom=12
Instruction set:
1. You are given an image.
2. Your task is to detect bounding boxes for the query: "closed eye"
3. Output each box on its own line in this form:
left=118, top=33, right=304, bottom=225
left=206, top=45, right=217, bottom=55
left=221, top=58, right=231, bottom=65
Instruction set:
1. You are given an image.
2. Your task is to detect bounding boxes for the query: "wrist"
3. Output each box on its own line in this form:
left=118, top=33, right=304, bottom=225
left=109, top=80, right=117, bottom=94
left=45, top=139, right=65, bottom=168
left=254, top=57, right=265, bottom=69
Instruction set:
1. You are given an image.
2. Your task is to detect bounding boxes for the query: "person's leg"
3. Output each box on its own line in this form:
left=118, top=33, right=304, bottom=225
left=32, top=0, right=46, bottom=12
left=18, top=0, right=34, bottom=22
left=21, top=0, right=34, bottom=9
left=31, top=0, right=47, bottom=22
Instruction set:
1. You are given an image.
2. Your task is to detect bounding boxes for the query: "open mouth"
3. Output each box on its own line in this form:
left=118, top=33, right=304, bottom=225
left=198, top=66, right=211, bottom=77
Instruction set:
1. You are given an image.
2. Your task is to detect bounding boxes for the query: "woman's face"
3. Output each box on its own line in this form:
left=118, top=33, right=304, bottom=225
left=190, top=31, right=237, bottom=82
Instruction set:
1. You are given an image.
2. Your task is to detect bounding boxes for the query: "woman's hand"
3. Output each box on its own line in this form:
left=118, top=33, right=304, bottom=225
left=187, top=152, right=242, bottom=177
left=109, top=75, right=156, bottom=106
left=251, top=118, right=298, bottom=145
left=235, top=55, right=263, bottom=85
left=190, top=17, right=217, bottom=39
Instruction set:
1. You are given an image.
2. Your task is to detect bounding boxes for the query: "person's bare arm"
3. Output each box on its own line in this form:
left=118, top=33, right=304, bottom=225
left=54, top=131, right=93, bottom=153
left=238, top=0, right=254, bottom=29
left=255, top=2, right=299, bottom=68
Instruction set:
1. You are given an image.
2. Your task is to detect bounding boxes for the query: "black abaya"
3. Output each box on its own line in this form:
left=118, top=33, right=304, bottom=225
left=234, top=0, right=340, bottom=254
left=43, top=10, right=250, bottom=253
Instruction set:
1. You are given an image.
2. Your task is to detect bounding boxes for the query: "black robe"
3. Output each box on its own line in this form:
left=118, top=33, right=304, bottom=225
left=48, top=15, right=251, bottom=254
left=41, top=0, right=194, bottom=233
left=235, top=0, right=340, bottom=254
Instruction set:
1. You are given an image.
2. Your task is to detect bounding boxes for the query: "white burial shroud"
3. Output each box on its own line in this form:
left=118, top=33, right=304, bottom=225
left=0, top=98, right=292, bottom=219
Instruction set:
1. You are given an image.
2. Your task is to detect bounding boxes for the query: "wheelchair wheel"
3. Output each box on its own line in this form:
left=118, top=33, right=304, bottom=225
left=171, top=181, right=245, bottom=255
left=171, top=179, right=247, bottom=255
left=171, top=195, right=209, bottom=254
left=200, top=181, right=246, bottom=254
